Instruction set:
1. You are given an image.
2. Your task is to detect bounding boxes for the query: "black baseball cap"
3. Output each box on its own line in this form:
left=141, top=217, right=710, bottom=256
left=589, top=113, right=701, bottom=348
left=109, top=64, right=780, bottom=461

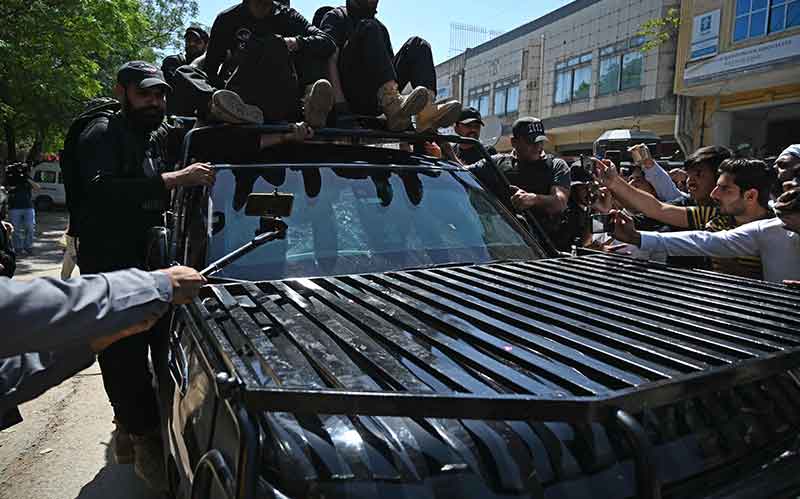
left=185, top=26, right=209, bottom=43
left=512, top=117, right=548, bottom=143
left=117, top=61, right=171, bottom=91
left=458, top=107, right=484, bottom=126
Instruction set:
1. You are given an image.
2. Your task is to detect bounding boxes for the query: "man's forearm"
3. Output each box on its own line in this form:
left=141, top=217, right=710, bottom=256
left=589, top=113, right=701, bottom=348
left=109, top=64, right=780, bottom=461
left=643, top=162, right=685, bottom=202
left=639, top=229, right=760, bottom=259
left=608, top=178, right=688, bottom=228
left=0, top=269, right=172, bottom=357
left=532, top=194, right=567, bottom=215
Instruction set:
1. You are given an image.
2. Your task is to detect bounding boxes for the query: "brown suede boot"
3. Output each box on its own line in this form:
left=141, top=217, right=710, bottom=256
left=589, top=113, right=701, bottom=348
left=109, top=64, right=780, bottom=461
left=303, top=79, right=335, bottom=129
left=416, top=90, right=462, bottom=132
left=112, top=420, right=134, bottom=464
left=377, top=81, right=428, bottom=131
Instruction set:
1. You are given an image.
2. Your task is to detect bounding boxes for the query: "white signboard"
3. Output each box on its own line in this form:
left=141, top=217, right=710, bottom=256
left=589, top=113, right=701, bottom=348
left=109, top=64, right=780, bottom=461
left=685, top=33, right=800, bottom=81
left=689, top=10, right=720, bottom=61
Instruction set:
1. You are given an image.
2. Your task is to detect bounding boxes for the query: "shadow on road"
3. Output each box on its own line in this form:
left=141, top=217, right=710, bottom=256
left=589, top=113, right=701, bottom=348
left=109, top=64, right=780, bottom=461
left=74, top=430, right=165, bottom=499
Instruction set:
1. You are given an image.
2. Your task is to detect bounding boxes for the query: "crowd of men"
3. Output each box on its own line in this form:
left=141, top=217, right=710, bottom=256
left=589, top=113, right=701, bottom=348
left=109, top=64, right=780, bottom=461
left=1, top=0, right=799, bottom=494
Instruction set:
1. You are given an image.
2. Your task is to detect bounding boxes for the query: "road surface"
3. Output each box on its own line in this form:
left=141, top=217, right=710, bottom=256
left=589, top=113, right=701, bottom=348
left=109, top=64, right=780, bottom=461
left=0, top=210, right=162, bottom=499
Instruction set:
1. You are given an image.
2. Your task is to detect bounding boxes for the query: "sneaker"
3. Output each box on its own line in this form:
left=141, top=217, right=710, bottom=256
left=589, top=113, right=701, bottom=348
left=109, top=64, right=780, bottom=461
left=303, top=80, right=334, bottom=129
left=130, top=431, right=168, bottom=492
left=416, top=90, right=462, bottom=132
left=112, top=421, right=134, bottom=464
left=210, top=89, right=264, bottom=125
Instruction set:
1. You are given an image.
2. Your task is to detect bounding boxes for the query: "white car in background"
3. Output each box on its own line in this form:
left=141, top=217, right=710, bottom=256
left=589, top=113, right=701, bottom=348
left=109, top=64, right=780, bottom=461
left=31, top=162, right=65, bottom=211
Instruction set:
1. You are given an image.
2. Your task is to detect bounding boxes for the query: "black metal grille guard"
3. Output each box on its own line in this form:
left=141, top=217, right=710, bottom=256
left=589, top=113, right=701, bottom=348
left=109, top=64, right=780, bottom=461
left=188, top=254, right=800, bottom=425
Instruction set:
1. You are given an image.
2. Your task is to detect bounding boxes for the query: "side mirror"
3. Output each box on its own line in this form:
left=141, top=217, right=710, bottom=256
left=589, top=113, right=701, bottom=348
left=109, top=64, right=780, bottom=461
left=145, top=226, right=170, bottom=270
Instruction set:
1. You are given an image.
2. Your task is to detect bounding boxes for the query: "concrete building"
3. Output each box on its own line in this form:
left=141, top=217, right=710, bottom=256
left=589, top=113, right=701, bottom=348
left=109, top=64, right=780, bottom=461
left=435, top=0, right=680, bottom=156
left=674, top=0, right=800, bottom=156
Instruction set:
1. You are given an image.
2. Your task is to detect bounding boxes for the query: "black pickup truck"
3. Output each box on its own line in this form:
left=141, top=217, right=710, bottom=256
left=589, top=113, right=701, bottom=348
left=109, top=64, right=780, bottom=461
left=155, top=125, right=800, bottom=499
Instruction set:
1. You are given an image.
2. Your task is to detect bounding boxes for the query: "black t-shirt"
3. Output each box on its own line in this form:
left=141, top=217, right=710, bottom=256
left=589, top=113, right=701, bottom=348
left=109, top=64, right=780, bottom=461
left=76, top=113, right=171, bottom=271
left=7, top=181, right=32, bottom=210
left=468, top=153, right=571, bottom=243
left=205, top=1, right=335, bottom=86
left=320, top=6, right=391, bottom=52
left=456, top=145, right=496, bottom=166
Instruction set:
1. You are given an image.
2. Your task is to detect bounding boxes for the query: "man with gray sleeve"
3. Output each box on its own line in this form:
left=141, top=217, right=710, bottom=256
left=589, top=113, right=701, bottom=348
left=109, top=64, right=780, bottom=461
left=611, top=188, right=800, bottom=286
left=0, top=265, right=204, bottom=428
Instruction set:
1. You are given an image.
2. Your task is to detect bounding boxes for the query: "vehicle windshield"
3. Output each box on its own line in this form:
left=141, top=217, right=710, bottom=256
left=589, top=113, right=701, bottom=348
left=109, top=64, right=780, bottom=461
left=205, top=166, right=541, bottom=281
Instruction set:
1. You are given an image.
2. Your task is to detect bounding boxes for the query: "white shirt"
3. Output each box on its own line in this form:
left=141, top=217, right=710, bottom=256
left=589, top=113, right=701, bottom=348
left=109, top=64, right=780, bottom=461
left=640, top=218, right=800, bottom=283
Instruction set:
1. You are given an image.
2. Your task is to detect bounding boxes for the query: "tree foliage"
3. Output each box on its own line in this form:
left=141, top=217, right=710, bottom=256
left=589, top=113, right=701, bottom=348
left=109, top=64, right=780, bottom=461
left=0, top=0, right=198, bottom=160
left=637, top=7, right=681, bottom=53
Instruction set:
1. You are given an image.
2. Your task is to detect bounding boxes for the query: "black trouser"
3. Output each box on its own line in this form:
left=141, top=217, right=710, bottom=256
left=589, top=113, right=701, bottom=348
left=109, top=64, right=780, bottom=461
left=172, top=35, right=326, bottom=121
left=77, top=241, right=160, bottom=436
left=339, top=20, right=437, bottom=115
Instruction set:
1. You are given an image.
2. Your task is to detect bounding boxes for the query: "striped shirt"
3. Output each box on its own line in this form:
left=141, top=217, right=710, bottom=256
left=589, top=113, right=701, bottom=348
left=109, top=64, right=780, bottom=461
left=685, top=207, right=768, bottom=280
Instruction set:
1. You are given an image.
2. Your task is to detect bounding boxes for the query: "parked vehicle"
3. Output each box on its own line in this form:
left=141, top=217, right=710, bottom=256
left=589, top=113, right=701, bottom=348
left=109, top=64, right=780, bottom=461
left=30, top=161, right=66, bottom=210
left=154, top=125, right=800, bottom=499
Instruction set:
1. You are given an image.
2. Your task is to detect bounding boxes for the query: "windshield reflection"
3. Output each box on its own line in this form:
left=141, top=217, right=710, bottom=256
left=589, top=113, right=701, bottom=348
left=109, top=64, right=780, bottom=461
left=207, top=166, right=538, bottom=281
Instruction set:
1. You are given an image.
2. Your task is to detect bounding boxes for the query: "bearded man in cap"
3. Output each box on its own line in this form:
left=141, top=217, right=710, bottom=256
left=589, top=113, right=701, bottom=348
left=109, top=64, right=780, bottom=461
left=74, top=61, right=215, bottom=491
left=453, top=107, right=497, bottom=165
left=320, top=0, right=461, bottom=131
left=468, top=117, right=571, bottom=249
left=161, top=26, right=210, bottom=114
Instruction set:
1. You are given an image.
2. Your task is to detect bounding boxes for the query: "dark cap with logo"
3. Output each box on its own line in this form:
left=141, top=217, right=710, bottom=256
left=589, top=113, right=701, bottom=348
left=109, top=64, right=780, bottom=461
left=117, top=61, right=171, bottom=91
left=457, top=107, right=485, bottom=126
left=185, top=26, right=209, bottom=43
left=512, top=117, right=548, bottom=143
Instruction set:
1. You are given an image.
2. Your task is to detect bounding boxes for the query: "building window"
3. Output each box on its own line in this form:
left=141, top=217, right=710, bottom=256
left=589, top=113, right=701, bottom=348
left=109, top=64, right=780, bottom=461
left=597, top=38, right=644, bottom=95
left=554, top=53, right=592, bottom=104
left=469, top=92, right=489, bottom=116
left=598, top=57, right=621, bottom=95
left=494, top=83, right=520, bottom=116
left=620, top=52, right=643, bottom=90
left=734, top=0, right=800, bottom=42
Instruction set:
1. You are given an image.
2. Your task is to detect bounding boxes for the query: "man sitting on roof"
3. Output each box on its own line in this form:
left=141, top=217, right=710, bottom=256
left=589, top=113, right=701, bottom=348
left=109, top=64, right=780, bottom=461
left=319, top=0, right=461, bottom=131
left=169, top=0, right=337, bottom=128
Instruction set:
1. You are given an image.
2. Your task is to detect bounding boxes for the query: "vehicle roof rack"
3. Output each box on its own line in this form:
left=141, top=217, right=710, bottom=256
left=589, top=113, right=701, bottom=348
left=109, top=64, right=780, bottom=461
left=177, top=122, right=562, bottom=256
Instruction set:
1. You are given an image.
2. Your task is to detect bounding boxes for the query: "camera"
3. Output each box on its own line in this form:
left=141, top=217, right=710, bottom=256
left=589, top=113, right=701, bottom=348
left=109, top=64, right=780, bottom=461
left=3, top=163, right=29, bottom=188
left=591, top=213, right=614, bottom=234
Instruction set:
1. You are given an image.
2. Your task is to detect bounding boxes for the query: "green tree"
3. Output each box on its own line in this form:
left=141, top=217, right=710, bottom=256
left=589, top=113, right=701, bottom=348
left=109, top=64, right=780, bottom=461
left=637, top=7, right=681, bottom=53
left=0, top=0, right=197, bottom=161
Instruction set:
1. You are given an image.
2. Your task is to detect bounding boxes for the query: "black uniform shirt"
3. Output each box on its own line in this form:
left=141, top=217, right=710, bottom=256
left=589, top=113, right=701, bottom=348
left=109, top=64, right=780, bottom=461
left=76, top=113, right=170, bottom=271
left=205, top=1, right=335, bottom=86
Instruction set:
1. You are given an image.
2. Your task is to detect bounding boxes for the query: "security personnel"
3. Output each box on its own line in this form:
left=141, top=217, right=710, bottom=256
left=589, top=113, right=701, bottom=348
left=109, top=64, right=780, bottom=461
left=468, top=117, right=571, bottom=248
left=75, top=61, right=214, bottom=491
left=161, top=26, right=210, bottom=114
left=453, top=107, right=496, bottom=165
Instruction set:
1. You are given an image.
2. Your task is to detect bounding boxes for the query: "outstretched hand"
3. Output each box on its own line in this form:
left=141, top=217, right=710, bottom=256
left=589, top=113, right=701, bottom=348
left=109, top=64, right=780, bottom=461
left=610, top=210, right=641, bottom=246
left=593, top=158, right=620, bottom=187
